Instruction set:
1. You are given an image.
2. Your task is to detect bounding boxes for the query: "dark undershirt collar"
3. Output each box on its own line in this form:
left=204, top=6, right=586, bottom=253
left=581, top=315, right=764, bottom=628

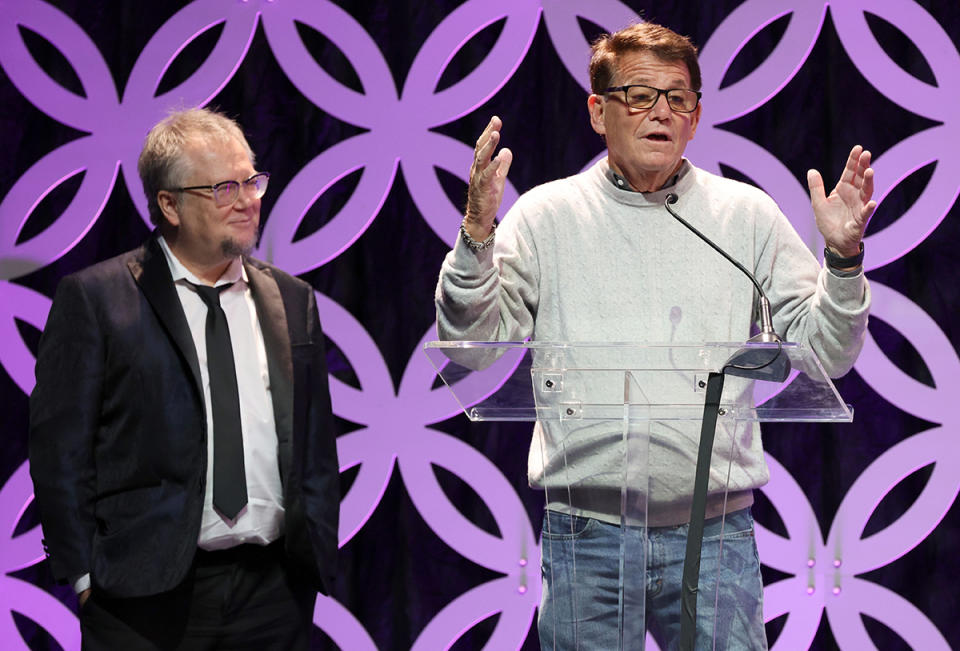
left=608, top=168, right=679, bottom=193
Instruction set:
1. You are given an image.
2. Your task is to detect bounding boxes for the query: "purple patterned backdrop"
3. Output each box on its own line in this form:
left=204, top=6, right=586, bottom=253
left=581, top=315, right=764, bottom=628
left=1, top=0, right=958, bottom=649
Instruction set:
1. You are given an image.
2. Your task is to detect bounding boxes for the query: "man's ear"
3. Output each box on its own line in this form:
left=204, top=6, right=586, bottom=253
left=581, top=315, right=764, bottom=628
left=688, top=102, right=702, bottom=141
left=157, top=190, right=181, bottom=228
left=588, top=94, right=606, bottom=136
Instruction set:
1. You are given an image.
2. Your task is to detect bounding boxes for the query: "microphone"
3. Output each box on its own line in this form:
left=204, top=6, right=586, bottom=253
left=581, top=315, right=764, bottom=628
left=663, top=193, right=790, bottom=382
left=667, top=191, right=792, bottom=649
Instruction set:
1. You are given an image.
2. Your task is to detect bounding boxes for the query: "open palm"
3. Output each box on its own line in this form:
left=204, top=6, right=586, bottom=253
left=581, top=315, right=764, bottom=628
left=807, top=145, right=876, bottom=258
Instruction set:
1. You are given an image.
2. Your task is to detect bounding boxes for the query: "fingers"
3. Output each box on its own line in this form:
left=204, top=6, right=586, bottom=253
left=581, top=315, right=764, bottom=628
left=473, top=122, right=509, bottom=190
left=471, top=146, right=512, bottom=204
left=475, top=129, right=499, bottom=170
left=477, top=115, right=502, bottom=145
left=466, top=117, right=510, bottom=227
left=841, top=145, right=875, bottom=191
left=849, top=147, right=875, bottom=225
left=860, top=164, right=875, bottom=203
left=839, top=144, right=864, bottom=187
left=473, top=116, right=503, bottom=173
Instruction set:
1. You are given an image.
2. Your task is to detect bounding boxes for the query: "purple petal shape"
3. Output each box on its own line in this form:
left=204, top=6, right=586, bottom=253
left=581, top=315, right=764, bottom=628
left=401, top=131, right=518, bottom=251
left=402, top=0, right=541, bottom=127
left=335, top=428, right=396, bottom=547
left=0, top=282, right=51, bottom=394
left=0, top=138, right=118, bottom=278
left=257, top=134, right=398, bottom=274
left=541, top=0, right=642, bottom=92
left=0, top=462, right=44, bottom=574
left=0, top=576, right=80, bottom=651
left=699, top=1, right=826, bottom=121
left=312, top=292, right=400, bottom=544
left=756, top=454, right=823, bottom=574
left=313, top=594, right=378, bottom=651
left=122, top=0, right=259, bottom=106
left=763, top=579, right=823, bottom=649
left=398, top=427, right=538, bottom=573
left=315, top=291, right=396, bottom=423
left=829, top=426, right=959, bottom=574
left=861, top=128, right=960, bottom=269
left=262, top=0, right=399, bottom=128
left=831, top=0, right=960, bottom=122
left=855, top=281, right=960, bottom=422
left=411, top=577, right=538, bottom=651
left=827, top=578, right=950, bottom=650
left=404, top=328, right=526, bottom=424
left=0, top=0, right=118, bottom=131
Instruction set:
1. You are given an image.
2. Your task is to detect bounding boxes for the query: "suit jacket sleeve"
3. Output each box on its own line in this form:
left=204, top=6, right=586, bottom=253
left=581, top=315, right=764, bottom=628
left=29, top=274, right=103, bottom=583
left=288, top=285, right=340, bottom=592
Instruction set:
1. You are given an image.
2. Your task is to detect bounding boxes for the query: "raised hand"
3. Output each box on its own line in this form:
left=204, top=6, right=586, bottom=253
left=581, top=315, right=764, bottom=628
left=464, top=116, right=513, bottom=240
left=807, top=145, right=877, bottom=259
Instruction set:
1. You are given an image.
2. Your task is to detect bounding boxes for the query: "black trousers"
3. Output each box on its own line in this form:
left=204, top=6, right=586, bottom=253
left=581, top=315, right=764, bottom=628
left=80, top=541, right=317, bottom=650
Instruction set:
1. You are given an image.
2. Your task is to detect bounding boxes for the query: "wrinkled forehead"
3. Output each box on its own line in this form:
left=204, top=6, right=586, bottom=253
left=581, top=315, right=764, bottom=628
left=612, top=50, right=692, bottom=87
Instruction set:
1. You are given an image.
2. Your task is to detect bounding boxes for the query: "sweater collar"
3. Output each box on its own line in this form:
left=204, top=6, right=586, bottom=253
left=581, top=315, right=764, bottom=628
left=595, top=157, right=695, bottom=207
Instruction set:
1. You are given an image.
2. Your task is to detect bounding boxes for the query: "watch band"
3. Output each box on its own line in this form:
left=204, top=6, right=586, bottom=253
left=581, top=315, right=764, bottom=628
left=824, top=242, right=864, bottom=269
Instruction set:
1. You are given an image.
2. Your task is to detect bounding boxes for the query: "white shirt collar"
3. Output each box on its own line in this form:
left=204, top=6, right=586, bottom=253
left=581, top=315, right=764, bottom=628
left=157, top=234, right=246, bottom=287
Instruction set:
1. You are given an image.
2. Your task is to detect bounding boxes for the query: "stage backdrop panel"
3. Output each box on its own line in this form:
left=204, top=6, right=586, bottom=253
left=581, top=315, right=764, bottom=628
left=1, top=0, right=958, bottom=649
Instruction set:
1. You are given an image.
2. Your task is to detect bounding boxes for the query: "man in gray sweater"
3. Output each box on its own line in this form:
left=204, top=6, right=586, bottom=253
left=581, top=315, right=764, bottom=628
left=436, top=21, right=874, bottom=650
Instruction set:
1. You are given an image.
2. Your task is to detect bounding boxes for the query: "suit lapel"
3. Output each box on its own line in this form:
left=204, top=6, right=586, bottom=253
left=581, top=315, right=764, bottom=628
left=127, top=236, right=204, bottom=400
left=244, top=260, right=294, bottom=483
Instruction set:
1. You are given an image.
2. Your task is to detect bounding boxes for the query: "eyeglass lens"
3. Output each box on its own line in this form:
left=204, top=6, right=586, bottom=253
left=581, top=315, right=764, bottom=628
left=625, top=86, right=699, bottom=112
left=211, top=174, right=269, bottom=206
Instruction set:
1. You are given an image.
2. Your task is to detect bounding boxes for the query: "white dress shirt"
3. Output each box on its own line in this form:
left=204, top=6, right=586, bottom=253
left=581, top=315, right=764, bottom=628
left=158, top=236, right=284, bottom=550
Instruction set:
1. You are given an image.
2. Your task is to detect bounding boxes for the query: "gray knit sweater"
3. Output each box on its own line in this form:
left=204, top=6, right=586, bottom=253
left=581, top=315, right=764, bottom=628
left=436, top=158, right=869, bottom=526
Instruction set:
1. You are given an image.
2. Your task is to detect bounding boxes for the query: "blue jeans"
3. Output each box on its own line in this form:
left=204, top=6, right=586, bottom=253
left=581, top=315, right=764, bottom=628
left=539, top=508, right=767, bottom=650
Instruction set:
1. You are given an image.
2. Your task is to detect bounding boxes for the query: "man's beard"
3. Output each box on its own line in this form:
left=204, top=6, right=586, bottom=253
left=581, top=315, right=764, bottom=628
left=220, top=225, right=260, bottom=258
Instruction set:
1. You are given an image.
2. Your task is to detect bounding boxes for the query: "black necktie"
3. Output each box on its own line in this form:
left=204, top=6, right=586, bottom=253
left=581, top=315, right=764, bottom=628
left=192, top=282, right=247, bottom=520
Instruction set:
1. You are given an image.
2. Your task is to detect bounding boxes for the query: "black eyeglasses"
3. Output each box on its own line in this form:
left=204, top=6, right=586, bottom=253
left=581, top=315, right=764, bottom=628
left=604, top=85, right=702, bottom=113
left=169, top=172, right=270, bottom=207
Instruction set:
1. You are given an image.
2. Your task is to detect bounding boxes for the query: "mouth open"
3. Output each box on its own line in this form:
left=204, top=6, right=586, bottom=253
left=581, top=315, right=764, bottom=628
left=645, top=133, right=671, bottom=142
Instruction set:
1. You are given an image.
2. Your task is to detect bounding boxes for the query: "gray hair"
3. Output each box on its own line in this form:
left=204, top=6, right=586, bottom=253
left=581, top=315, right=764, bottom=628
left=137, top=107, right=256, bottom=226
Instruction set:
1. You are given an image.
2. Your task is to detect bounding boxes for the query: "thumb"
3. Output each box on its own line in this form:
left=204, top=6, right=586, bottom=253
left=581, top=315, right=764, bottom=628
left=807, top=169, right=826, bottom=209
left=495, top=148, right=513, bottom=180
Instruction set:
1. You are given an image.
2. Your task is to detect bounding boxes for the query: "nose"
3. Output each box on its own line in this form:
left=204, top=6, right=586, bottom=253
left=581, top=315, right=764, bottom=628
left=232, top=185, right=259, bottom=212
left=650, top=92, right=672, bottom=118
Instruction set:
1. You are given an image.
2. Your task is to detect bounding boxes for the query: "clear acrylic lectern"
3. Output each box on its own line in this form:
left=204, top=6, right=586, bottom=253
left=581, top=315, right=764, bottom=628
left=424, top=341, right=852, bottom=650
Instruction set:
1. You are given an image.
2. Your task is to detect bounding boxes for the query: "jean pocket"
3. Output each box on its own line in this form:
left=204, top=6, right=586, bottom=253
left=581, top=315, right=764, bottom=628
left=541, top=511, right=596, bottom=540
left=704, top=527, right=754, bottom=543
left=703, top=509, right=755, bottom=542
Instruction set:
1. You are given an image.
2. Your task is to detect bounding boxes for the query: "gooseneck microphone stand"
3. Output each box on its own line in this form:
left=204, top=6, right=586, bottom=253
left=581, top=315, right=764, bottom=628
left=663, top=193, right=790, bottom=650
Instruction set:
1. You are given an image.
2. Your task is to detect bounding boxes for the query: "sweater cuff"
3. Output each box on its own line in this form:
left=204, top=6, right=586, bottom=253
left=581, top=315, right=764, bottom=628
left=826, top=264, right=863, bottom=279
left=451, top=230, right=496, bottom=269
left=821, top=264, right=867, bottom=306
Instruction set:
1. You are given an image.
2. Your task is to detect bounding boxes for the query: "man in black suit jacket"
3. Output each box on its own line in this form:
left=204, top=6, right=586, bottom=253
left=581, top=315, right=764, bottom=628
left=29, top=108, right=339, bottom=649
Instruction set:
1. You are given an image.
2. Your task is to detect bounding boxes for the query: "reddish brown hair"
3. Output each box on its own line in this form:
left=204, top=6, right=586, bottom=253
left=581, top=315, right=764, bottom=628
left=589, top=22, right=701, bottom=94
